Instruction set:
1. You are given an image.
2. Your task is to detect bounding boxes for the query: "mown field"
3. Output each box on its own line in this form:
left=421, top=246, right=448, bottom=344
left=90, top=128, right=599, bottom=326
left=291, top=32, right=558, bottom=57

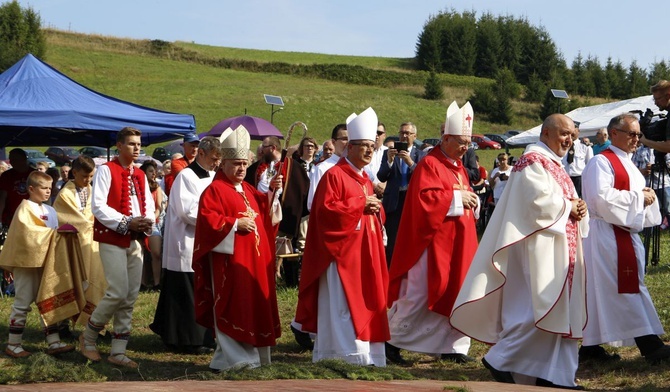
left=1, top=29, right=669, bottom=390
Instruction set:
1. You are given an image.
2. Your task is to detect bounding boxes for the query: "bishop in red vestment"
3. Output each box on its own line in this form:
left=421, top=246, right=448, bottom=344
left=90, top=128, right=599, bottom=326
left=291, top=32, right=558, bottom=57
left=295, top=107, right=389, bottom=366
left=192, top=125, right=282, bottom=371
left=386, top=102, right=479, bottom=365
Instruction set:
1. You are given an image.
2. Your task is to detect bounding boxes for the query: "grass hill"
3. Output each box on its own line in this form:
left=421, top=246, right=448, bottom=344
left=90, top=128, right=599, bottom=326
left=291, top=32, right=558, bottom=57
left=43, top=29, right=540, bottom=153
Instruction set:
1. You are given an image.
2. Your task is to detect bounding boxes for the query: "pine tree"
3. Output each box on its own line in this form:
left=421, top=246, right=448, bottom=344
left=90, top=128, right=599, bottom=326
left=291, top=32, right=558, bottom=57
left=0, top=1, right=46, bottom=71
left=423, top=70, right=444, bottom=100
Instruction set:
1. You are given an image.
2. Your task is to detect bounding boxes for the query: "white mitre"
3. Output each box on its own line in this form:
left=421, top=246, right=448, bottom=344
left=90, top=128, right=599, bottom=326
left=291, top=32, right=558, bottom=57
left=346, top=107, right=378, bottom=141
left=444, top=101, right=474, bottom=137
left=219, top=125, right=250, bottom=159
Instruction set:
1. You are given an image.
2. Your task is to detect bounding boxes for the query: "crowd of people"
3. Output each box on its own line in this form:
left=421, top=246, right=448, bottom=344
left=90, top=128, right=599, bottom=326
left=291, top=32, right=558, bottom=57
left=1, top=80, right=670, bottom=389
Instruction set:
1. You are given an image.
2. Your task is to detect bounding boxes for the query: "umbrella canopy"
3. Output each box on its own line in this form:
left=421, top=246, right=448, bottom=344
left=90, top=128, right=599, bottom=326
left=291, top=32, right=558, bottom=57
left=200, top=115, right=283, bottom=141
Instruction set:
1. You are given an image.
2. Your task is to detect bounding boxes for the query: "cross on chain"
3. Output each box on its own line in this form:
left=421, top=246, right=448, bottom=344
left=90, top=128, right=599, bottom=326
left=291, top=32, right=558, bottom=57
left=238, top=191, right=261, bottom=256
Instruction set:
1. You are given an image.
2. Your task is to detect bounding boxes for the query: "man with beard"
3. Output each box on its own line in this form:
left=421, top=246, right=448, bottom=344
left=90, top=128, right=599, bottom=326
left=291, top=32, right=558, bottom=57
left=451, top=114, right=589, bottom=389
left=295, top=107, right=389, bottom=366
left=244, top=135, right=309, bottom=254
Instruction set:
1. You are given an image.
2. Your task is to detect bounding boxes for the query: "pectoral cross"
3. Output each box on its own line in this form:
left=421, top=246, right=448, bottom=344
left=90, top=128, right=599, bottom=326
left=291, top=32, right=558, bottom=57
left=359, top=182, right=376, bottom=232
left=238, top=191, right=261, bottom=256
left=452, top=172, right=470, bottom=217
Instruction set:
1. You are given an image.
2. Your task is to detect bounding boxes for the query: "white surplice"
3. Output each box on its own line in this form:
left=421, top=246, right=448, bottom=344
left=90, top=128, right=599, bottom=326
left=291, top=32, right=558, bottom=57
left=162, top=164, right=215, bottom=272
left=581, top=145, right=663, bottom=347
left=451, top=142, right=588, bottom=387
left=307, top=154, right=339, bottom=211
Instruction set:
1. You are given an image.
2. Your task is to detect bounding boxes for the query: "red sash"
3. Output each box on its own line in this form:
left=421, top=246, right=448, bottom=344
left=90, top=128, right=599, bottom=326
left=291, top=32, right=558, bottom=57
left=600, top=149, right=639, bottom=294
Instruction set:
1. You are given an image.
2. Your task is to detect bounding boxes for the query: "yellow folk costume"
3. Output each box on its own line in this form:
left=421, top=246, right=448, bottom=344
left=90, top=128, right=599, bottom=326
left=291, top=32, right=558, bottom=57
left=53, top=181, right=107, bottom=325
left=0, top=199, right=87, bottom=326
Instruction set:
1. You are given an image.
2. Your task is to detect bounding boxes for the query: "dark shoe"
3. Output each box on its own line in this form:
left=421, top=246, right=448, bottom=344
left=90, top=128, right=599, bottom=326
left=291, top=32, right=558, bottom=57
left=291, top=325, right=314, bottom=350
left=536, top=377, right=585, bottom=390
left=385, top=342, right=407, bottom=365
left=579, top=345, right=620, bottom=363
left=441, top=353, right=476, bottom=364
left=645, top=344, right=670, bottom=364
left=481, top=357, right=514, bottom=384
left=58, top=325, right=77, bottom=342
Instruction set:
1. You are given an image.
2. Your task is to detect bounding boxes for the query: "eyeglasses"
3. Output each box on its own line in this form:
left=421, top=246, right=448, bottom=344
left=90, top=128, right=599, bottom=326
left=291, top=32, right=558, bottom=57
left=349, top=142, right=375, bottom=149
left=615, top=129, right=643, bottom=138
left=335, top=137, right=348, bottom=141
left=376, top=131, right=385, bottom=136
left=399, top=131, right=416, bottom=136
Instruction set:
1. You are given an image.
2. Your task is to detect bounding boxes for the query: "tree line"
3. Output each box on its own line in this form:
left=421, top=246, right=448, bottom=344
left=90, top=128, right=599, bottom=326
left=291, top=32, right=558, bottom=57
left=416, top=9, right=670, bottom=123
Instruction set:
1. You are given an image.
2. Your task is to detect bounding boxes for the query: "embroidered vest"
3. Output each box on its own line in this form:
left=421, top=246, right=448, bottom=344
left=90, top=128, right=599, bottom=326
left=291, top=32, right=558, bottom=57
left=93, top=159, right=147, bottom=248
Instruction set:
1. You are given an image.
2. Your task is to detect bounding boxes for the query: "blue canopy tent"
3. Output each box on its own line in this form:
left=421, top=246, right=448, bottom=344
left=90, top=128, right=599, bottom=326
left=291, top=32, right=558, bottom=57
left=0, top=54, right=195, bottom=152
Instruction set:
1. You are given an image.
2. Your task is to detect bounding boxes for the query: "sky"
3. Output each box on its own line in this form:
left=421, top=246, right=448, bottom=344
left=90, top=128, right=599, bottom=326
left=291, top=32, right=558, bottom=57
left=18, top=0, right=667, bottom=70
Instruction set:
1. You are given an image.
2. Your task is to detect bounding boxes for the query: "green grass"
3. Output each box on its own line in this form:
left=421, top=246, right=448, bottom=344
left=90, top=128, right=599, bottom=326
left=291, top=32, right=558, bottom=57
left=1, top=253, right=670, bottom=388
left=31, top=30, right=541, bottom=157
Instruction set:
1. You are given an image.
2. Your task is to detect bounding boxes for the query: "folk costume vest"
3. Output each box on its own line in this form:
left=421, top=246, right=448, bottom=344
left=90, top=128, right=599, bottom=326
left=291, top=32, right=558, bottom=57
left=93, top=159, right=147, bottom=248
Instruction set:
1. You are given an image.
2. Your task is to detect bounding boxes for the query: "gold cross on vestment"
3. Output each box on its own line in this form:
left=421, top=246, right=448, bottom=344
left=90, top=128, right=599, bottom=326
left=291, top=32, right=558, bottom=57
left=238, top=191, right=261, bottom=256
left=359, top=182, right=376, bottom=231
left=623, top=267, right=635, bottom=277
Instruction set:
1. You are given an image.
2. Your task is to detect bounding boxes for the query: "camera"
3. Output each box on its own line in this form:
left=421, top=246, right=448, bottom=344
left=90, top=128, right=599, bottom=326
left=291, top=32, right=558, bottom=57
left=498, top=173, right=509, bottom=181
left=394, top=141, right=408, bottom=152
left=637, top=108, right=668, bottom=142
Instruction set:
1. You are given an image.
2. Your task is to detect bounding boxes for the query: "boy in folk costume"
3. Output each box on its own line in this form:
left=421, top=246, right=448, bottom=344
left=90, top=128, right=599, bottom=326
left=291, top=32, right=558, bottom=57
left=79, top=127, right=155, bottom=368
left=1, top=171, right=85, bottom=358
left=53, top=156, right=108, bottom=327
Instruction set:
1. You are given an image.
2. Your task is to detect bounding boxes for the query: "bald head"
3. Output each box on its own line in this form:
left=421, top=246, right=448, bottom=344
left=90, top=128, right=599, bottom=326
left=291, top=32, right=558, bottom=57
left=540, top=114, right=575, bottom=157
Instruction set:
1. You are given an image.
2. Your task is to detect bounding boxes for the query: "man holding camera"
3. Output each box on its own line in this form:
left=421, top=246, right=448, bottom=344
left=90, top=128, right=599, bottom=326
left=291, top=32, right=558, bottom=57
left=640, top=80, right=670, bottom=152
left=377, top=122, right=423, bottom=267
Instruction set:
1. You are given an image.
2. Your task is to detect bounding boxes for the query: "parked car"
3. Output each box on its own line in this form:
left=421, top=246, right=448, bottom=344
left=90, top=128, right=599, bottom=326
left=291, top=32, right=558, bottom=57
left=484, top=133, right=510, bottom=148
left=45, top=146, right=80, bottom=166
left=112, top=148, right=162, bottom=169
left=79, top=146, right=109, bottom=159
left=422, top=138, right=441, bottom=148
left=25, top=149, right=56, bottom=169
left=471, top=134, right=501, bottom=150
left=504, top=130, right=522, bottom=138
left=383, top=135, right=424, bottom=149
left=152, top=142, right=183, bottom=163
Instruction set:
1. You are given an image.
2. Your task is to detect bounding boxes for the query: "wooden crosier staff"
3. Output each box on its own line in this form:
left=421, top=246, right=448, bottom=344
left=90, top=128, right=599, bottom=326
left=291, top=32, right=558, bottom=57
left=273, top=121, right=308, bottom=204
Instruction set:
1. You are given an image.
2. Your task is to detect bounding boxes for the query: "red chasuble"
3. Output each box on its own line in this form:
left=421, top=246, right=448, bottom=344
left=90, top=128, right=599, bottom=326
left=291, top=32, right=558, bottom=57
left=192, top=171, right=281, bottom=347
left=387, top=147, right=479, bottom=317
left=295, top=158, right=389, bottom=342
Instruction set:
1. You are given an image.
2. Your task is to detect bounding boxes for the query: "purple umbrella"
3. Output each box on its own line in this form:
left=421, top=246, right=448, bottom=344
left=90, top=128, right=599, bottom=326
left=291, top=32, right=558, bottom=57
left=201, top=115, right=284, bottom=141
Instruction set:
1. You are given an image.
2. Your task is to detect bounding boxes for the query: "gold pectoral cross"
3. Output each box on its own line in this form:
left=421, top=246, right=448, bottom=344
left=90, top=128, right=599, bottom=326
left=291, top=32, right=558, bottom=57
left=239, top=191, right=261, bottom=256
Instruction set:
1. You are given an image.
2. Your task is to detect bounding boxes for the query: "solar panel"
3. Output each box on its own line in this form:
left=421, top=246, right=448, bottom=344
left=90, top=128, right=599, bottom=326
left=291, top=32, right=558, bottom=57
left=551, top=89, right=569, bottom=99
left=264, top=94, right=284, bottom=106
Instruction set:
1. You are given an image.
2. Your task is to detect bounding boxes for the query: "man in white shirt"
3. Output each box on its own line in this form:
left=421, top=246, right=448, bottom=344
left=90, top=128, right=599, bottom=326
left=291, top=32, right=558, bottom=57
left=562, top=121, right=593, bottom=198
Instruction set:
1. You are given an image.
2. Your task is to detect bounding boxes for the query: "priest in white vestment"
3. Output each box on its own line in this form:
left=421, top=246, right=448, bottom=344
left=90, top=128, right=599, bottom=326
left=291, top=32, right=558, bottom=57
left=150, top=137, right=221, bottom=353
left=581, top=113, right=670, bottom=364
left=451, top=114, right=589, bottom=389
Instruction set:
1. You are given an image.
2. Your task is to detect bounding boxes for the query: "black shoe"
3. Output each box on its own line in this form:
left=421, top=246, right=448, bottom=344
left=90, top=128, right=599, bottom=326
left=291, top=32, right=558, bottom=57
left=579, top=345, right=620, bottom=363
left=441, top=353, right=475, bottom=364
left=291, top=325, right=314, bottom=350
left=645, top=344, right=670, bottom=364
left=385, top=342, right=407, bottom=365
left=536, top=377, right=585, bottom=390
left=58, top=326, right=77, bottom=342
left=481, top=357, right=514, bottom=384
